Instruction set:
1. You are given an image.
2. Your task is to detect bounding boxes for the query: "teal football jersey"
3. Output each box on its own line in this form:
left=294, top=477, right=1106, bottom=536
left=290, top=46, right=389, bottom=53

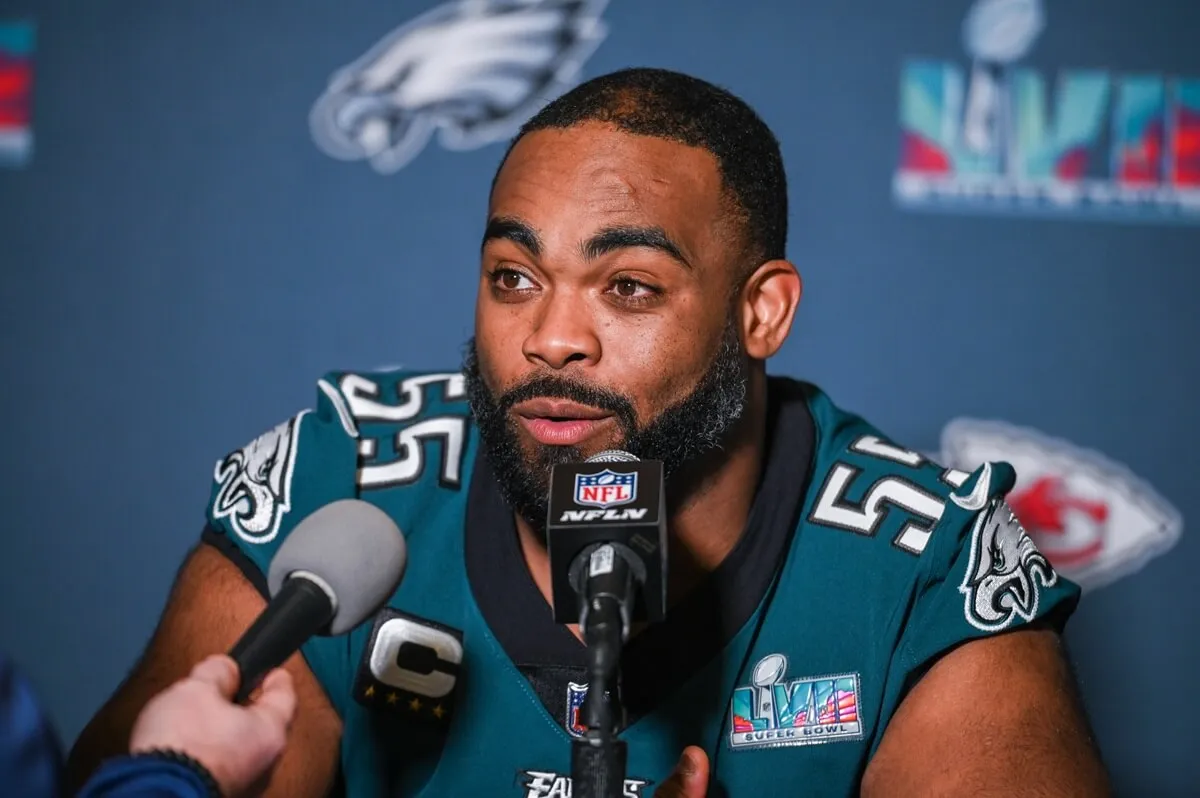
left=204, top=369, right=1080, bottom=797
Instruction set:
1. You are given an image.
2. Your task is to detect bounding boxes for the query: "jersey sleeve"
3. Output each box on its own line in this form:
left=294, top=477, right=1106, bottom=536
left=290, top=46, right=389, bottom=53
left=201, top=375, right=361, bottom=714
left=882, top=460, right=1081, bottom=718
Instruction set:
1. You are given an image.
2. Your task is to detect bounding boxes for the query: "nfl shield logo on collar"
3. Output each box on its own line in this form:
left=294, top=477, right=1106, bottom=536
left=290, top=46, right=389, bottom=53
left=566, top=682, right=589, bottom=737
left=565, top=681, right=625, bottom=737
left=574, top=469, right=637, bottom=509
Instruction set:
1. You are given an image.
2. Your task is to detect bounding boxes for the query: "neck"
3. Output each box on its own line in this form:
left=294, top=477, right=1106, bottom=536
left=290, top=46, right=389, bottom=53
left=514, top=370, right=769, bottom=617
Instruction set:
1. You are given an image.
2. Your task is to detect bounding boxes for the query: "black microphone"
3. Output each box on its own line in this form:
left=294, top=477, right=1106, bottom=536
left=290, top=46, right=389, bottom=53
left=546, top=451, right=666, bottom=698
left=547, top=450, right=667, bottom=632
left=547, top=452, right=666, bottom=798
left=228, top=499, right=407, bottom=702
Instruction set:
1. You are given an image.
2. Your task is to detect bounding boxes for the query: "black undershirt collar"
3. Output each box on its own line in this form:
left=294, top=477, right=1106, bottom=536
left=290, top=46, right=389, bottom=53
left=465, top=377, right=816, bottom=729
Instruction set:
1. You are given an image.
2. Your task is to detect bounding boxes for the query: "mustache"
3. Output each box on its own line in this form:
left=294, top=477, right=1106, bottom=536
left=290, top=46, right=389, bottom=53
left=495, top=374, right=638, bottom=432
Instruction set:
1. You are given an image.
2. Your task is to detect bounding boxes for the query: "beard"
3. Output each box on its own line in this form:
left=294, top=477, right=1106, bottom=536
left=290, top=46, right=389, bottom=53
left=462, top=319, right=750, bottom=528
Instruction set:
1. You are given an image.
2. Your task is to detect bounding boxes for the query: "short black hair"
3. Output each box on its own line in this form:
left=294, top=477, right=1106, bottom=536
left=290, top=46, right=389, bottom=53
left=494, top=67, right=788, bottom=267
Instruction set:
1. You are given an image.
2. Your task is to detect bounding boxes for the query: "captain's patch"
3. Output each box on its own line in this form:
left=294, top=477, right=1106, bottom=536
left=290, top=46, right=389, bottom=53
left=353, top=608, right=464, bottom=728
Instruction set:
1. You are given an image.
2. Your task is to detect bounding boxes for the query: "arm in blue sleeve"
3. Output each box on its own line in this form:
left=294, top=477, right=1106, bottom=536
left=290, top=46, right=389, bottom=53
left=1, top=654, right=217, bottom=798
left=0, top=653, right=63, bottom=798
left=76, top=756, right=217, bottom=798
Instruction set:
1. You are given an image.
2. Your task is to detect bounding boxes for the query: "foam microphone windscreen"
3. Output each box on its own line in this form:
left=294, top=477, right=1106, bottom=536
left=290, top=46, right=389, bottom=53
left=265, top=499, right=407, bottom=635
left=586, top=450, right=640, bottom=463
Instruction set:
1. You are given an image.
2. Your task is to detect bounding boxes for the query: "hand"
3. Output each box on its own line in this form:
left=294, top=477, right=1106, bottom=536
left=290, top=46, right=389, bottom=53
left=129, top=655, right=296, bottom=797
left=653, top=746, right=709, bottom=798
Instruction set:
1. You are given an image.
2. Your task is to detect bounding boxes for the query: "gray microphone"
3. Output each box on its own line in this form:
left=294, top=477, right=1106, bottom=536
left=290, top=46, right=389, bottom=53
left=228, top=499, right=407, bottom=702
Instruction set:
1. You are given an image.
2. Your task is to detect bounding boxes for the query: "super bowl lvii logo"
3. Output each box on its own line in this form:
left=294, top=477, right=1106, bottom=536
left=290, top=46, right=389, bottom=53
left=729, top=655, right=863, bottom=750
left=894, top=0, right=1200, bottom=223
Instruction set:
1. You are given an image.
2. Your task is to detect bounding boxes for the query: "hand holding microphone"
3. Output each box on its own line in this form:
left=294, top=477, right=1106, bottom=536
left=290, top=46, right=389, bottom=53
left=78, top=499, right=408, bottom=798
left=133, top=499, right=408, bottom=794
left=126, top=655, right=295, bottom=797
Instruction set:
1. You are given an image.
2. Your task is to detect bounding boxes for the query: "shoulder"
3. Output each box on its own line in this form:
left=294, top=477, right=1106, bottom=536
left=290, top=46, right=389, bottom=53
left=800, top=382, right=974, bottom=560
left=321, top=369, right=473, bottom=490
left=206, top=367, right=474, bottom=558
left=199, top=369, right=477, bottom=722
left=798, top=381, right=1079, bottom=635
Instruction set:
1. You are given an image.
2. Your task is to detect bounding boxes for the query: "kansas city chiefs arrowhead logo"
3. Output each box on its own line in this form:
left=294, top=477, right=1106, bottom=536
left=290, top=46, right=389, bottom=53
left=937, top=418, right=1183, bottom=592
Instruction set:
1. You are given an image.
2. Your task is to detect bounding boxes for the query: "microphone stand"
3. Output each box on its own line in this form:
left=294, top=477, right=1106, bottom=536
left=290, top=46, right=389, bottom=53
left=571, top=546, right=634, bottom=798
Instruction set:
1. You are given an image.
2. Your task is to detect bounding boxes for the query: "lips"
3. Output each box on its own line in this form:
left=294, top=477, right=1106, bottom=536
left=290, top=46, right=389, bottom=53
left=513, top=398, right=614, bottom=446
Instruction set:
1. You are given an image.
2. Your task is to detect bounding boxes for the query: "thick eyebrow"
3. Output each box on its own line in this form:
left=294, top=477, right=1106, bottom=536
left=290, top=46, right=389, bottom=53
left=481, top=216, right=542, bottom=256
left=481, top=217, right=692, bottom=271
left=583, top=225, right=692, bottom=270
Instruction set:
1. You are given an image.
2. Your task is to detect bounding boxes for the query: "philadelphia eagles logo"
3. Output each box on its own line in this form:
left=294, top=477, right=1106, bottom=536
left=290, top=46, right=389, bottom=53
left=309, top=0, right=610, bottom=174
left=960, top=498, right=1059, bottom=632
left=212, top=412, right=308, bottom=544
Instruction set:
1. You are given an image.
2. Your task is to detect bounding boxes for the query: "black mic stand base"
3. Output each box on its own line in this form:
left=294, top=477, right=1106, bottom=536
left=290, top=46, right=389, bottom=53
left=571, top=734, right=628, bottom=798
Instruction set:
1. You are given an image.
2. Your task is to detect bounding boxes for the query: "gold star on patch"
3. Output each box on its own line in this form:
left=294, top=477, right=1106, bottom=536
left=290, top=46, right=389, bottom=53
left=409, top=697, right=422, bottom=712
left=386, top=692, right=399, bottom=705
left=363, top=685, right=375, bottom=699
left=432, top=704, right=445, bottom=719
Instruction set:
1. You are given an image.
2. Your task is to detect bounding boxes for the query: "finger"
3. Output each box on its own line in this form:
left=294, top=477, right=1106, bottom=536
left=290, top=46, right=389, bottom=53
left=250, top=668, right=297, bottom=730
left=654, top=746, right=709, bottom=798
left=189, top=654, right=239, bottom=699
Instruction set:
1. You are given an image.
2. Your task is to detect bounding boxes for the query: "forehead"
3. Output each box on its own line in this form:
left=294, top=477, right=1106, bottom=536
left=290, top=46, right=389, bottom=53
left=489, top=123, right=729, bottom=251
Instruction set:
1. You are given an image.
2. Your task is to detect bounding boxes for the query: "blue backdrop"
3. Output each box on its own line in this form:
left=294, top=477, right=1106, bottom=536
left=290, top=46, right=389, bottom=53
left=1, top=1, right=1196, bottom=795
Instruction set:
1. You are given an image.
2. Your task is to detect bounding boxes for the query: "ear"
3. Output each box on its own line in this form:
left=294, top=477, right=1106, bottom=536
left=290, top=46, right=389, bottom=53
left=739, top=259, right=802, bottom=360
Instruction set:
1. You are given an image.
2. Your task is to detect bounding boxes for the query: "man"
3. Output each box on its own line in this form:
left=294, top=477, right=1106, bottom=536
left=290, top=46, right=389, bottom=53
left=67, top=68, right=1110, bottom=797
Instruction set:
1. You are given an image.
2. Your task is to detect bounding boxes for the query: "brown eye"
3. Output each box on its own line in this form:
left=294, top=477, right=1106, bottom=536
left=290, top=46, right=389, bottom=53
left=492, top=269, right=535, bottom=291
left=605, top=277, right=661, bottom=306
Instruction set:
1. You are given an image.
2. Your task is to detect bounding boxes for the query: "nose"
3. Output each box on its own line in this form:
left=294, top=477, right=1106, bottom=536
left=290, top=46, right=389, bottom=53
left=521, top=289, right=601, bottom=370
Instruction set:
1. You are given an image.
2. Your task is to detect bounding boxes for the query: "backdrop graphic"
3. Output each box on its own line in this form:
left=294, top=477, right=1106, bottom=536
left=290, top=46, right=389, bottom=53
left=0, top=0, right=1196, bottom=795
left=895, top=0, right=1200, bottom=222
left=0, top=18, right=32, bottom=167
